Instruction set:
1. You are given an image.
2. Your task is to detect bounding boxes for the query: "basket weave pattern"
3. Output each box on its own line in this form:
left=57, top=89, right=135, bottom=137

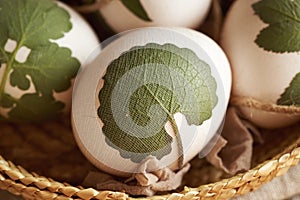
left=1, top=0, right=300, bottom=198
left=0, top=147, right=299, bottom=199
left=0, top=120, right=299, bottom=200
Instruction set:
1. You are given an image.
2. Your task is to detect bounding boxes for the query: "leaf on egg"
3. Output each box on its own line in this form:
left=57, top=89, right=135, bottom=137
left=98, top=43, right=217, bottom=163
left=3, top=93, right=65, bottom=122
left=11, top=44, right=79, bottom=96
left=0, top=54, right=4, bottom=65
left=277, top=72, right=300, bottom=106
left=252, top=0, right=300, bottom=53
left=120, top=0, right=152, bottom=21
left=0, top=0, right=80, bottom=121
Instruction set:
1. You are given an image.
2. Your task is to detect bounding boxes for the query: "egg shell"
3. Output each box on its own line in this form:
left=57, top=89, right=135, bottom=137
left=220, top=0, right=300, bottom=129
left=0, top=1, right=100, bottom=121
left=53, top=1, right=101, bottom=113
left=55, top=2, right=101, bottom=65
left=72, top=27, right=231, bottom=177
left=99, top=0, right=212, bottom=33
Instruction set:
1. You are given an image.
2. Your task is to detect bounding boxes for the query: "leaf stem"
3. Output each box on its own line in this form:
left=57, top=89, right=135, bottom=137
left=170, top=117, right=184, bottom=169
left=0, top=40, right=24, bottom=104
left=144, top=85, right=185, bottom=167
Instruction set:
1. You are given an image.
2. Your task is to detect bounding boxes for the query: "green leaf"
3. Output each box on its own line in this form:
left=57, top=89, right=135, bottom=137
left=5, top=93, right=65, bottom=122
left=120, top=0, right=152, bottom=21
left=98, top=43, right=217, bottom=163
left=0, top=0, right=80, bottom=121
left=1, top=93, right=14, bottom=108
left=277, top=72, right=300, bottom=106
left=11, top=44, right=80, bottom=95
left=252, top=0, right=300, bottom=53
left=0, top=0, right=72, bottom=48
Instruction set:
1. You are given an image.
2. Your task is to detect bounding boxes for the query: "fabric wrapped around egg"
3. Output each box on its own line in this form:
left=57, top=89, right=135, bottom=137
left=71, top=27, right=231, bottom=179
left=220, top=0, right=300, bottom=129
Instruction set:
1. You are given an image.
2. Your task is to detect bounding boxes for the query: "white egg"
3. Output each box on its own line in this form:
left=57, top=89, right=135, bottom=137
left=220, top=0, right=300, bottom=129
left=72, top=27, right=231, bottom=177
left=55, top=1, right=101, bottom=65
left=98, top=0, right=212, bottom=33
left=53, top=1, right=101, bottom=113
left=0, top=0, right=100, bottom=121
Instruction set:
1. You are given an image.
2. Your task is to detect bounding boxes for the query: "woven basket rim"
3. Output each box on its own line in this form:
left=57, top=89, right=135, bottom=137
left=0, top=135, right=299, bottom=200
left=1, top=0, right=300, bottom=199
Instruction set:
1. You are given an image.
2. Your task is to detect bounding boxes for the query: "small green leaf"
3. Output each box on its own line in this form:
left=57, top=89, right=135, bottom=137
left=8, top=93, right=65, bottom=122
left=98, top=43, right=217, bottom=163
left=0, top=0, right=80, bottom=121
left=12, top=44, right=80, bottom=95
left=1, top=93, right=14, bottom=108
left=277, top=72, right=300, bottom=106
left=120, top=0, right=152, bottom=21
left=0, top=52, right=4, bottom=65
left=252, top=0, right=300, bottom=53
left=0, top=0, right=72, bottom=48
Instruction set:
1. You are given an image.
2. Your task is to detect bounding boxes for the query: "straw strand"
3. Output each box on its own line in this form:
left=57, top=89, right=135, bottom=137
left=231, top=96, right=300, bottom=114
left=0, top=145, right=299, bottom=200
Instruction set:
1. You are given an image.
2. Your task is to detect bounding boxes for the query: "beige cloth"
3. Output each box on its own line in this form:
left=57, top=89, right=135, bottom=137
left=233, top=163, right=300, bottom=200
left=83, top=156, right=190, bottom=196
left=83, top=107, right=299, bottom=197
left=206, top=107, right=261, bottom=175
left=82, top=107, right=262, bottom=196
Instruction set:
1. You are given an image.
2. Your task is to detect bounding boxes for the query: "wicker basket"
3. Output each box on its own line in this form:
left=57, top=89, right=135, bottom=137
left=0, top=0, right=300, bottom=199
left=0, top=110, right=299, bottom=200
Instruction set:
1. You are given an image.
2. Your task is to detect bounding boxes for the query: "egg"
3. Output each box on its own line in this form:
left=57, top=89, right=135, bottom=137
left=97, top=0, right=212, bottom=33
left=220, top=0, right=300, bottom=129
left=0, top=0, right=100, bottom=121
left=72, top=27, right=231, bottom=177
